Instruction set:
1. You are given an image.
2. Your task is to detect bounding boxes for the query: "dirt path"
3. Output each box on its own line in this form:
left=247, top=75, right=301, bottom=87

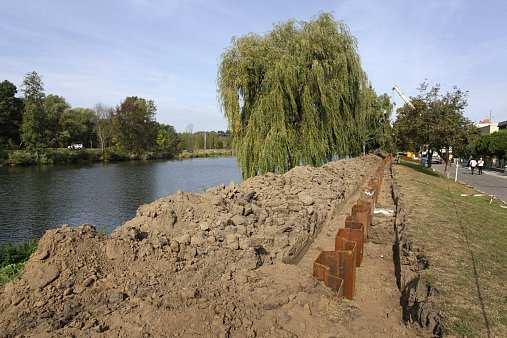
left=343, top=165, right=415, bottom=337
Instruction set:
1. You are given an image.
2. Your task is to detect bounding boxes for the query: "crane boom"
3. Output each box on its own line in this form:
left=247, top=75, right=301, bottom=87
left=392, top=85, right=415, bottom=109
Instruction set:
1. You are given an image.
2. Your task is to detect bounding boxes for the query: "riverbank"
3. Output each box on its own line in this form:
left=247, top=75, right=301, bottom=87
left=0, top=148, right=233, bottom=167
left=176, top=149, right=232, bottom=160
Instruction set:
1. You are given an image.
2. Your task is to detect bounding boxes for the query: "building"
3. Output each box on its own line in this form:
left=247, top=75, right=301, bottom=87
left=476, top=118, right=499, bottom=135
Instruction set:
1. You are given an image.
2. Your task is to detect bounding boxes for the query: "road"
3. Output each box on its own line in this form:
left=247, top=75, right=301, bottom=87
left=432, top=163, right=507, bottom=203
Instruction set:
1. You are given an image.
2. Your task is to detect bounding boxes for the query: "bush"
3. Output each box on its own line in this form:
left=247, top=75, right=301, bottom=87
left=6, top=150, right=36, bottom=166
left=103, top=150, right=130, bottom=162
left=46, top=148, right=101, bottom=164
left=0, top=240, right=38, bottom=267
left=0, top=263, right=25, bottom=285
left=0, top=240, right=38, bottom=285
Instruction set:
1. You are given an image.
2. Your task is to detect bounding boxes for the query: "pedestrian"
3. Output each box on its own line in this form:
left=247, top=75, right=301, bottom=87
left=478, top=158, right=484, bottom=175
left=470, top=158, right=477, bottom=175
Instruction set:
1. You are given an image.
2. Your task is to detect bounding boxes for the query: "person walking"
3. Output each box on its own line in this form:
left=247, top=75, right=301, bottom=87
left=470, top=158, right=477, bottom=175
left=478, top=158, right=484, bottom=175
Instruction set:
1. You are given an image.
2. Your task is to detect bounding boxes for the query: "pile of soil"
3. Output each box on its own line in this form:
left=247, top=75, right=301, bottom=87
left=0, top=156, right=380, bottom=337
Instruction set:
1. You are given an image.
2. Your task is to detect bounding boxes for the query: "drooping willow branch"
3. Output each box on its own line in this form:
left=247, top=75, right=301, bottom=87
left=218, top=13, right=390, bottom=178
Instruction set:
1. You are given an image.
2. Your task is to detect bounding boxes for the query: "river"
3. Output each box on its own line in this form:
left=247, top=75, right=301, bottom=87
left=0, top=157, right=242, bottom=245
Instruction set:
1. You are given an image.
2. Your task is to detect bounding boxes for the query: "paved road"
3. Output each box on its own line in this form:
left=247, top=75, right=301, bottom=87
left=432, top=164, right=507, bottom=203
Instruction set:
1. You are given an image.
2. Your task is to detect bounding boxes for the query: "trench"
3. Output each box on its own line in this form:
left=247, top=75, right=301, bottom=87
left=389, top=163, right=445, bottom=337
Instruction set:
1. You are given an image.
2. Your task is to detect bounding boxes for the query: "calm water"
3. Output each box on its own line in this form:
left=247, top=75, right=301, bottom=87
left=0, top=157, right=242, bottom=245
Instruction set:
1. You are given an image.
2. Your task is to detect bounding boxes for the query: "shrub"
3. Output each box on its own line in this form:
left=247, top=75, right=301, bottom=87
left=7, top=150, right=36, bottom=166
left=0, top=240, right=38, bottom=267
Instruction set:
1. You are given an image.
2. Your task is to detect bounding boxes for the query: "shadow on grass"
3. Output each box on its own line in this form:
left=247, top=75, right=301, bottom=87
left=397, top=160, right=440, bottom=177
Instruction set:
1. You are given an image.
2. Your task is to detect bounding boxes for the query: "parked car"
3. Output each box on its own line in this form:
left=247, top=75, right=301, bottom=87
left=67, top=144, right=84, bottom=150
left=431, top=155, right=442, bottom=164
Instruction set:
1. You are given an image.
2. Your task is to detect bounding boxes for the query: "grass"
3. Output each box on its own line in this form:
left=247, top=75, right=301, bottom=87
left=0, top=240, right=38, bottom=285
left=398, top=159, right=439, bottom=177
left=395, top=164, right=507, bottom=337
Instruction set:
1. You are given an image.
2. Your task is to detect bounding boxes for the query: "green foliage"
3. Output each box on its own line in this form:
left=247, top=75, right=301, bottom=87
left=20, top=71, right=48, bottom=152
left=6, top=150, right=36, bottom=166
left=177, top=149, right=233, bottom=159
left=218, top=13, right=388, bottom=178
left=156, top=123, right=180, bottom=157
left=0, top=80, right=24, bottom=148
left=473, top=130, right=507, bottom=160
left=5, top=148, right=104, bottom=165
left=364, top=92, right=394, bottom=153
left=0, top=240, right=38, bottom=267
left=179, top=130, right=231, bottom=151
left=113, top=96, right=157, bottom=155
left=59, top=107, right=96, bottom=147
left=44, top=94, right=70, bottom=147
left=0, top=240, right=37, bottom=285
left=0, top=72, right=184, bottom=166
left=47, top=148, right=101, bottom=164
left=0, top=263, right=26, bottom=285
left=394, top=83, right=476, bottom=162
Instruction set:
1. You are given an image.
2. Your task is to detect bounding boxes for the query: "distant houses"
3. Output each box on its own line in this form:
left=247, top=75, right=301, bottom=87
left=474, top=117, right=507, bottom=171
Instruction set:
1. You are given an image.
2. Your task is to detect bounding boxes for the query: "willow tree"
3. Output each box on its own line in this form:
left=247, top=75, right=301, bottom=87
left=218, top=13, right=380, bottom=178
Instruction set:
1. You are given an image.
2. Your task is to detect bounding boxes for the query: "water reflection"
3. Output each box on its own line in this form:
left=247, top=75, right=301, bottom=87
left=0, top=157, right=242, bottom=245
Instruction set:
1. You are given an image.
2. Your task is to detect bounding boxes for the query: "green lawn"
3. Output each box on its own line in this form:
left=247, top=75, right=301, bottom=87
left=396, top=164, right=507, bottom=337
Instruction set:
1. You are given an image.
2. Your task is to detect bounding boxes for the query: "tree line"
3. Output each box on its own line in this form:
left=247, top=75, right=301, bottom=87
left=472, top=130, right=507, bottom=164
left=0, top=71, right=231, bottom=165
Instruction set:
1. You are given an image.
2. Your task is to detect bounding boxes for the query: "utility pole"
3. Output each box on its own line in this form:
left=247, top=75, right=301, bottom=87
left=204, top=132, right=207, bottom=151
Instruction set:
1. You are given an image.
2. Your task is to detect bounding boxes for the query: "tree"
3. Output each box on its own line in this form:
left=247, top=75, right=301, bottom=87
left=44, top=94, right=70, bottom=147
left=113, top=96, right=157, bottom=154
left=218, top=13, right=384, bottom=178
left=0, top=80, right=24, bottom=148
left=394, top=83, right=476, bottom=172
left=474, top=130, right=507, bottom=162
left=363, top=91, right=394, bottom=153
left=20, top=71, right=48, bottom=154
left=93, top=104, right=114, bottom=155
left=156, top=123, right=179, bottom=157
left=59, top=108, right=96, bottom=147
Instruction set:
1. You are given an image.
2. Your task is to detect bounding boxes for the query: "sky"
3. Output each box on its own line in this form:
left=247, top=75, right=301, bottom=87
left=1, top=0, right=506, bottom=131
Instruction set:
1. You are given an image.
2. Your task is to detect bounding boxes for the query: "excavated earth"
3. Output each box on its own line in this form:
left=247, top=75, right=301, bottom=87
left=0, top=155, right=383, bottom=338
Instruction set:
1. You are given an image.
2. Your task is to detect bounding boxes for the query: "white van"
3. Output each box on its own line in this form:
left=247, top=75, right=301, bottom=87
left=67, top=144, right=84, bottom=150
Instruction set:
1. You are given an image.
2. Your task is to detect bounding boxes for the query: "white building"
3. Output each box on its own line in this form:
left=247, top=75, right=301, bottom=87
left=476, top=118, right=498, bottom=135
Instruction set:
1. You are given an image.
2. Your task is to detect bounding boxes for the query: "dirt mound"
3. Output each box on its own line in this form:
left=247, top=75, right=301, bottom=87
left=0, top=156, right=379, bottom=337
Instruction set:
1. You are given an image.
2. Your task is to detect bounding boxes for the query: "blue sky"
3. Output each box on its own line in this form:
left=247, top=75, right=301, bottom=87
left=1, top=0, right=506, bottom=131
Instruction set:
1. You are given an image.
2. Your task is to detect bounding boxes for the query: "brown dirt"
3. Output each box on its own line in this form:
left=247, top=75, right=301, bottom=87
left=0, top=155, right=420, bottom=337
